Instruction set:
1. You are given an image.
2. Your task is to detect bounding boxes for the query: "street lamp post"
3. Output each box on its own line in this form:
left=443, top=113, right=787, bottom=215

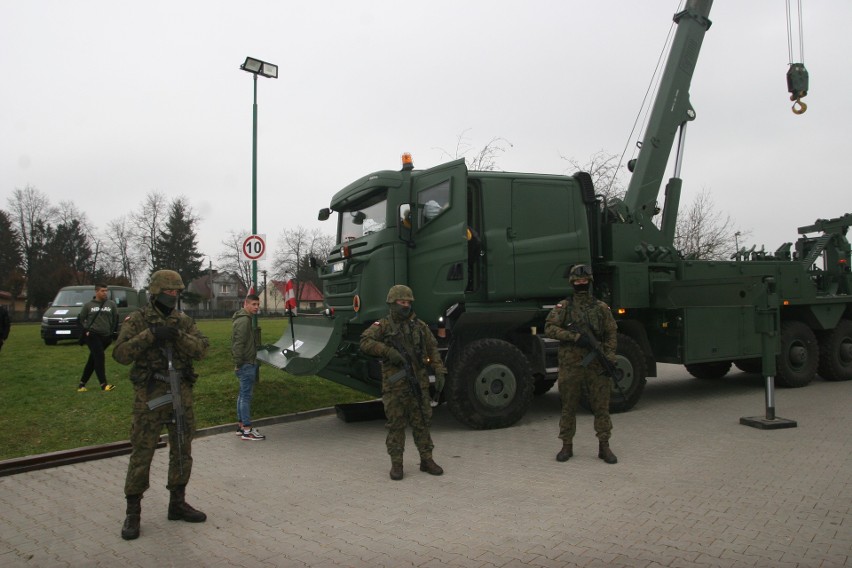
left=240, top=56, right=278, bottom=298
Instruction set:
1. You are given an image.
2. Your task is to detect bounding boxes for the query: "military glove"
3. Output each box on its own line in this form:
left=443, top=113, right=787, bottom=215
left=386, top=348, right=406, bottom=367
left=152, top=325, right=179, bottom=342
left=434, top=372, right=446, bottom=393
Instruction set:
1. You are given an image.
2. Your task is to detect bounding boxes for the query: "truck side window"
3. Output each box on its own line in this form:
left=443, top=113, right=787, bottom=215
left=417, top=180, right=450, bottom=226
left=113, top=291, right=127, bottom=307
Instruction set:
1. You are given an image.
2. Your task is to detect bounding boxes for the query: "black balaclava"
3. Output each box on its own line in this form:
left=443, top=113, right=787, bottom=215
left=154, top=292, right=177, bottom=315
left=390, top=303, right=411, bottom=322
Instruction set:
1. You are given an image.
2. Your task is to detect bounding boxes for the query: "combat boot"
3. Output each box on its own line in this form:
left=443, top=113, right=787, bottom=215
left=121, top=494, right=142, bottom=540
left=167, top=485, right=207, bottom=522
left=389, top=460, right=404, bottom=481
left=419, top=457, right=444, bottom=476
left=598, top=441, right=618, bottom=464
left=556, top=442, right=573, bottom=462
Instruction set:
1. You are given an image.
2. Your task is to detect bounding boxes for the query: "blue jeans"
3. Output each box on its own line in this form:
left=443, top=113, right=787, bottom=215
left=236, top=363, right=259, bottom=427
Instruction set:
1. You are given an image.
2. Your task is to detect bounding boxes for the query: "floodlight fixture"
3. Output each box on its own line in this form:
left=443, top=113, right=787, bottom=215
left=241, top=56, right=278, bottom=79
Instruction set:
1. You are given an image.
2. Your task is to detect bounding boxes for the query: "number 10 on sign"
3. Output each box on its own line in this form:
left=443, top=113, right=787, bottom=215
left=241, top=234, right=267, bottom=261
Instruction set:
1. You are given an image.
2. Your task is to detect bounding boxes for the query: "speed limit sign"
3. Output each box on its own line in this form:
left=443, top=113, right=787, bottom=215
left=241, top=234, right=267, bottom=261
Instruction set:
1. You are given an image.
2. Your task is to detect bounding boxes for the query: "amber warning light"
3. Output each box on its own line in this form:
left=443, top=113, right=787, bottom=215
left=401, top=152, right=414, bottom=170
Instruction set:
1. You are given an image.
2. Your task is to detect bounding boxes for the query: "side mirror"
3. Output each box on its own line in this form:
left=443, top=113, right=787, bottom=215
left=351, top=211, right=366, bottom=225
left=318, top=208, right=331, bottom=221
left=309, top=256, right=318, bottom=269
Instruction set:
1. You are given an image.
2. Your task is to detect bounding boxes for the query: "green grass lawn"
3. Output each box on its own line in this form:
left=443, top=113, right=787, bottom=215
left=0, top=318, right=372, bottom=461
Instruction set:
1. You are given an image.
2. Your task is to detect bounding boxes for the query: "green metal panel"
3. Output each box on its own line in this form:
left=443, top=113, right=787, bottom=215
left=510, top=179, right=590, bottom=298
left=683, top=306, right=759, bottom=362
left=479, top=178, right=515, bottom=301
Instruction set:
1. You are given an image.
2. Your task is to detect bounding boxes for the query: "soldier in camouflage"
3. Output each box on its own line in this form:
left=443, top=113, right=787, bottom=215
left=113, top=270, right=210, bottom=540
left=360, top=284, right=447, bottom=480
left=544, top=264, right=619, bottom=464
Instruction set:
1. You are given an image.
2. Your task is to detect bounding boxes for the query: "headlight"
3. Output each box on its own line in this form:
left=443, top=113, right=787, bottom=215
left=42, top=317, right=48, bottom=324
left=330, top=261, right=345, bottom=274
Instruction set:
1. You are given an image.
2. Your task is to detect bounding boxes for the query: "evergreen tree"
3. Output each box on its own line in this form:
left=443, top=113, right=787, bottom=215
left=0, top=210, right=24, bottom=292
left=154, top=197, right=204, bottom=286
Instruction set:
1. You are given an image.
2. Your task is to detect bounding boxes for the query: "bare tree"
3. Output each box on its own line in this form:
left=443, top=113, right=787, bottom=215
left=103, top=215, right=141, bottom=285
left=217, top=230, right=252, bottom=291
left=436, top=129, right=513, bottom=171
left=674, top=189, right=744, bottom=260
left=561, top=150, right=627, bottom=203
left=130, top=191, right=168, bottom=277
left=273, top=227, right=334, bottom=300
left=7, top=186, right=57, bottom=313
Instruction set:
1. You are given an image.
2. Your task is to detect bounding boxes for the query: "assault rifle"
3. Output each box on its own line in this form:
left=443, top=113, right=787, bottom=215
left=567, top=323, right=627, bottom=400
left=386, top=336, right=428, bottom=423
left=146, top=345, right=187, bottom=474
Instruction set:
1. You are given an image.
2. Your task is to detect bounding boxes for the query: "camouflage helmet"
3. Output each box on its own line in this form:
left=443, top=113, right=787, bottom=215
left=148, top=270, right=185, bottom=295
left=386, top=284, right=415, bottom=303
left=568, top=264, right=594, bottom=284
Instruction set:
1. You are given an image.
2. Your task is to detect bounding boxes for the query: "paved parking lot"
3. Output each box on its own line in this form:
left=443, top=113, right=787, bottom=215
left=1, top=364, right=850, bottom=567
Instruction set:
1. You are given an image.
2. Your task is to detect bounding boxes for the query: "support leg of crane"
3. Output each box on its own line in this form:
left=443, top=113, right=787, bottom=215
left=740, top=374, right=797, bottom=430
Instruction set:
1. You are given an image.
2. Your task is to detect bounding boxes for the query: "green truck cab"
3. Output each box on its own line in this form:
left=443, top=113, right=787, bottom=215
left=40, top=285, right=147, bottom=345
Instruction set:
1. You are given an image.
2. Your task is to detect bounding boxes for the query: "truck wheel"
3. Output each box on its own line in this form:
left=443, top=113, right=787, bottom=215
left=776, top=320, right=818, bottom=388
left=685, top=361, right=732, bottom=379
left=734, top=359, right=762, bottom=374
left=446, top=338, right=534, bottom=429
left=608, top=333, right=647, bottom=413
left=817, top=319, right=852, bottom=381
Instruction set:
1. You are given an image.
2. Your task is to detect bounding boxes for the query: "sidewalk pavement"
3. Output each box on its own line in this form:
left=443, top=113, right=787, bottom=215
left=1, top=364, right=850, bottom=568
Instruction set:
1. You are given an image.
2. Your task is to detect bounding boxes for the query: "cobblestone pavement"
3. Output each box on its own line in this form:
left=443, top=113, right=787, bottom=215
left=1, top=364, right=850, bottom=567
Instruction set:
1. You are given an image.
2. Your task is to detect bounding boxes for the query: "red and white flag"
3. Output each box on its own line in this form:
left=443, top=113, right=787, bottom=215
left=283, top=279, right=297, bottom=315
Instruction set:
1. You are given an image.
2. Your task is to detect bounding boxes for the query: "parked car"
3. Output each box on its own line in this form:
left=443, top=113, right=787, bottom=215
left=40, top=285, right=146, bottom=345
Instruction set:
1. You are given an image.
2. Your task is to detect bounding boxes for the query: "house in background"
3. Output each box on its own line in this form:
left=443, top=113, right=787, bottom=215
left=268, top=280, right=324, bottom=313
left=185, top=270, right=247, bottom=313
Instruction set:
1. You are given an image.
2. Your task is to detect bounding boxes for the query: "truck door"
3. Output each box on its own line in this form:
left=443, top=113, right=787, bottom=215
left=510, top=179, right=590, bottom=298
left=407, top=159, right=469, bottom=322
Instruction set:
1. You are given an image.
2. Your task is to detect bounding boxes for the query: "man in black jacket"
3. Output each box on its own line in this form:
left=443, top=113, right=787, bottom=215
left=77, top=284, right=118, bottom=392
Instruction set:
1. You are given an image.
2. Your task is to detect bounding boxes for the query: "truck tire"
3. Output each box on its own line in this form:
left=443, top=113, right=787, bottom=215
left=776, top=320, right=818, bottom=388
left=817, top=319, right=852, bottom=381
left=685, top=361, right=732, bottom=379
left=734, top=359, right=762, bottom=374
left=609, top=333, right=647, bottom=413
left=533, top=375, right=557, bottom=396
left=446, top=338, right=534, bottom=429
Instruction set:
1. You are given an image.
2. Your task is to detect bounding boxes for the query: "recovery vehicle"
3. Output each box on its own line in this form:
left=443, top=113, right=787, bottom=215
left=259, top=0, right=851, bottom=429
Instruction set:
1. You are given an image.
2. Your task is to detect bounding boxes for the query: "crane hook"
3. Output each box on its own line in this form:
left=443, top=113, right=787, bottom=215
left=791, top=96, right=807, bottom=115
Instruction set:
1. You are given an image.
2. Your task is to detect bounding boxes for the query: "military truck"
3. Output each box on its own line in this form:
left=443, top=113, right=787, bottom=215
left=41, top=285, right=147, bottom=345
left=258, top=0, right=851, bottom=429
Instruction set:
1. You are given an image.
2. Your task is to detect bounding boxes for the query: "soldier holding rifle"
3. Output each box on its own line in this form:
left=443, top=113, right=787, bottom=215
left=545, top=264, right=619, bottom=464
left=113, top=270, right=209, bottom=540
left=360, top=284, right=447, bottom=480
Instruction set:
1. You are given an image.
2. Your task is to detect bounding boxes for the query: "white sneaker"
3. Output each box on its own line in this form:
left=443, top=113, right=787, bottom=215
left=240, top=428, right=266, bottom=441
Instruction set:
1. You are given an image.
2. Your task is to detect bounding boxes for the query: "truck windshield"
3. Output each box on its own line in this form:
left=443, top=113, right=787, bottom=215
left=52, top=289, right=93, bottom=306
left=339, top=191, right=387, bottom=243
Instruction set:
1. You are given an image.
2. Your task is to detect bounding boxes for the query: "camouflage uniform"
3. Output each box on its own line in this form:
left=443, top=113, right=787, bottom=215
left=114, top=300, right=208, bottom=494
left=113, top=270, right=209, bottom=540
left=360, top=286, right=447, bottom=475
left=544, top=267, right=617, bottom=456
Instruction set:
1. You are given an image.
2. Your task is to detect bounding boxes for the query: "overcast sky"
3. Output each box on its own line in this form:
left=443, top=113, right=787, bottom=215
left=3, top=1, right=850, bottom=284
